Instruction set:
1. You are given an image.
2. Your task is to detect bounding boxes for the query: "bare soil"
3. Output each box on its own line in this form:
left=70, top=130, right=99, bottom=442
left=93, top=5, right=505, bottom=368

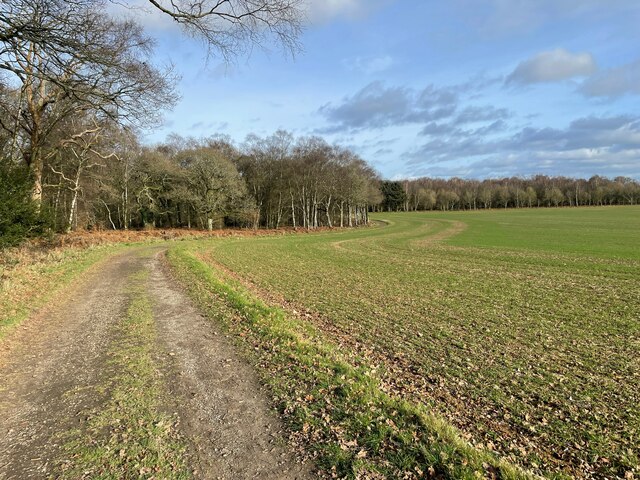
left=0, top=247, right=311, bottom=479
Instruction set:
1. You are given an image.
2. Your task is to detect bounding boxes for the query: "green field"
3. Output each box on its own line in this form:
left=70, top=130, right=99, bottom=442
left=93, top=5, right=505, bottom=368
left=170, top=206, right=640, bottom=479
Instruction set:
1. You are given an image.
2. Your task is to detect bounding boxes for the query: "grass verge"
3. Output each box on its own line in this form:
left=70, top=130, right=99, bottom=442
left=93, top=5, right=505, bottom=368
left=58, top=269, right=190, bottom=479
left=167, top=244, right=534, bottom=480
left=0, top=244, right=123, bottom=341
left=0, top=226, right=332, bottom=342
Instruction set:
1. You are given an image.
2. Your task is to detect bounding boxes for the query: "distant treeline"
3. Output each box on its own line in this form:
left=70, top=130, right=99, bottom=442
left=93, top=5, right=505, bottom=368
left=379, top=175, right=640, bottom=212
left=2, top=120, right=640, bottom=249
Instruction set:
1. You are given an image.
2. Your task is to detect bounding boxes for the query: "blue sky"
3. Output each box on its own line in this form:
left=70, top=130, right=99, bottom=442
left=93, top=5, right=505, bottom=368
left=121, top=0, right=640, bottom=180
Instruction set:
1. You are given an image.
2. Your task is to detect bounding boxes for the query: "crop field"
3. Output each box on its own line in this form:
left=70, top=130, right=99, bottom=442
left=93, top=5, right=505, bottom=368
left=171, top=206, right=640, bottom=479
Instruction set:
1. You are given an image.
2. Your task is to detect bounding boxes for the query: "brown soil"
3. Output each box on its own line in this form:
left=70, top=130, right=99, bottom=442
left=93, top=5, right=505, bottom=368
left=0, top=247, right=312, bottom=479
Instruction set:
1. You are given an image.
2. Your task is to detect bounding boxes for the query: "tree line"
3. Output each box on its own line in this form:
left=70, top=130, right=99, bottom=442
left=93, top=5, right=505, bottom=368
left=6, top=129, right=381, bottom=234
left=379, top=176, right=640, bottom=212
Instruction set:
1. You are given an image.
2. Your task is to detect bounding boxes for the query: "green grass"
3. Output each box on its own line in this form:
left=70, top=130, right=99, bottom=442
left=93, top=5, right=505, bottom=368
left=443, top=207, right=640, bottom=260
left=169, top=206, right=640, bottom=479
left=58, top=269, right=190, bottom=480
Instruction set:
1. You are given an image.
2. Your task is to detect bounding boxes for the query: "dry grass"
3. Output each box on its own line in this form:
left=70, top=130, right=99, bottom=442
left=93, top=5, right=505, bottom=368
left=0, top=243, right=115, bottom=340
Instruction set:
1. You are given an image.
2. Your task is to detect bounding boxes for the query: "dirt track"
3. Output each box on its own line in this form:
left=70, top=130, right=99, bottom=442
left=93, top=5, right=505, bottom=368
left=0, top=247, right=310, bottom=479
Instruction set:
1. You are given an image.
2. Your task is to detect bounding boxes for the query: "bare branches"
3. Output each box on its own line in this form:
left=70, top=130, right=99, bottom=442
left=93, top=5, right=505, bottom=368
left=144, top=0, right=304, bottom=60
left=0, top=0, right=178, bottom=205
left=0, top=0, right=178, bottom=129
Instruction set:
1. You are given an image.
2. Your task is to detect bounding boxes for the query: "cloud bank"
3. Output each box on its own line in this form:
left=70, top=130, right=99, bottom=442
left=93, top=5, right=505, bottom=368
left=580, top=59, right=640, bottom=98
left=318, top=82, right=506, bottom=133
left=317, top=76, right=640, bottom=179
left=507, top=48, right=597, bottom=85
left=406, top=114, right=640, bottom=179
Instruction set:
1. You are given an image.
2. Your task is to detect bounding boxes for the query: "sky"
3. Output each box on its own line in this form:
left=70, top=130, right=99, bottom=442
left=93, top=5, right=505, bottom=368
left=116, top=0, right=640, bottom=180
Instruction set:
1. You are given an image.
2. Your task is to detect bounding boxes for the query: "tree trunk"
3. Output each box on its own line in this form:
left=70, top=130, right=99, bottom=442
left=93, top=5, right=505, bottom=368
left=53, top=184, right=62, bottom=228
left=66, top=162, right=86, bottom=233
left=313, top=201, right=318, bottom=228
left=301, top=187, right=307, bottom=229
left=276, top=193, right=282, bottom=229
left=123, top=162, right=129, bottom=230
left=66, top=189, right=79, bottom=233
left=290, top=192, right=296, bottom=229
left=101, top=199, right=116, bottom=230
left=31, top=152, right=43, bottom=208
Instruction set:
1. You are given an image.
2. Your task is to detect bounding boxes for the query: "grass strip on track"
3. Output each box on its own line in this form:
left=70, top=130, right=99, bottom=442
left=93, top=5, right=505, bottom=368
left=58, top=269, right=190, bottom=480
left=167, top=244, right=534, bottom=480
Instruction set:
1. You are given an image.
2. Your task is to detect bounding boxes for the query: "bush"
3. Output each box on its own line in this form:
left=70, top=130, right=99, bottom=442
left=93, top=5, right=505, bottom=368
left=0, top=165, right=49, bottom=248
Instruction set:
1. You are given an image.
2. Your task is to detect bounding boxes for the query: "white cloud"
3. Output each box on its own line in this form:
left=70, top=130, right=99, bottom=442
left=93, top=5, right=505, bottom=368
left=507, top=48, right=597, bottom=85
left=580, top=59, right=640, bottom=98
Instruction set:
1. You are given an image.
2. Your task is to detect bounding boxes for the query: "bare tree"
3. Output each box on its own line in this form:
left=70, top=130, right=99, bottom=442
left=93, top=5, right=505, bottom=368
left=47, top=117, right=113, bottom=232
left=0, top=0, right=177, bottom=204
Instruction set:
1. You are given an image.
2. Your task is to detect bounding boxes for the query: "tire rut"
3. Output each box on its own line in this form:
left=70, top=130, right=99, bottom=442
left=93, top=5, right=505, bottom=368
left=0, top=249, right=140, bottom=479
left=149, top=251, right=311, bottom=479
